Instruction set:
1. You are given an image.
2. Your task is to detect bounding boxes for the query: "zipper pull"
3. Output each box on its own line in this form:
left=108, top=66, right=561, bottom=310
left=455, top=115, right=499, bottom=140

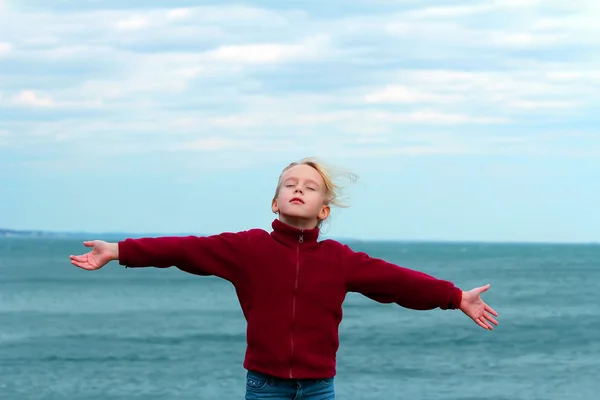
left=299, top=233, right=304, bottom=243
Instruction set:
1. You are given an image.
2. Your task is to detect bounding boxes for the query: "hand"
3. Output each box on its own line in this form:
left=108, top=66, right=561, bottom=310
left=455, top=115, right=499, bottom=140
left=459, top=284, right=498, bottom=330
left=69, top=240, right=118, bottom=271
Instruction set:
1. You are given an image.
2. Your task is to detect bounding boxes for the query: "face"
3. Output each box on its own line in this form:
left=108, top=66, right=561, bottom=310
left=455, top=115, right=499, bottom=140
left=272, top=164, right=330, bottom=229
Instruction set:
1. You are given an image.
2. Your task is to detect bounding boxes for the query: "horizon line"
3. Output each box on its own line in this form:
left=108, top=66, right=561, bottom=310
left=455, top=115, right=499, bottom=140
left=0, top=227, right=597, bottom=246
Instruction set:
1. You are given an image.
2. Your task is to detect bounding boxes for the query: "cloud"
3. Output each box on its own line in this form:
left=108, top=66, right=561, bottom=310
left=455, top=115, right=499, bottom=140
left=364, top=85, right=462, bottom=104
left=402, top=4, right=494, bottom=19
left=0, top=41, right=11, bottom=55
left=364, top=68, right=596, bottom=116
left=115, top=15, right=149, bottom=31
left=195, top=109, right=507, bottom=129
left=384, top=21, right=566, bottom=50
left=164, top=5, right=293, bottom=26
left=171, top=137, right=248, bottom=151
left=379, top=0, right=600, bottom=52
left=506, top=100, right=579, bottom=110
left=0, top=0, right=597, bottom=165
left=168, top=137, right=300, bottom=154
left=11, top=90, right=54, bottom=107
left=166, top=8, right=191, bottom=21
left=205, top=35, right=330, bottom=64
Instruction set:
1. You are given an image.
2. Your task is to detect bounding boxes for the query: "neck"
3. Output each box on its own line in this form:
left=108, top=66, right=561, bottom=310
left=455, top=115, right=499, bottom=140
left=278, top=215, right=318, bottom=230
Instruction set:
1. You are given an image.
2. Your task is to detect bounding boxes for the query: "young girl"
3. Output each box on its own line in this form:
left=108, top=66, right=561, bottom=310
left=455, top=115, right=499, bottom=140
left=70, top=157, right=498, bottom=400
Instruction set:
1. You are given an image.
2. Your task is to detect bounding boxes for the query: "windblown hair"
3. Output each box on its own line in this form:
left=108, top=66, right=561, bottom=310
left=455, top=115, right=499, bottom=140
left=272, top=157, right=358, bottom=228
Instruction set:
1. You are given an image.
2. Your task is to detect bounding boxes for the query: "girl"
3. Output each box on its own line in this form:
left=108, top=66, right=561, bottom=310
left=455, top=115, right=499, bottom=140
left=70, top=157, right=498, bottom=400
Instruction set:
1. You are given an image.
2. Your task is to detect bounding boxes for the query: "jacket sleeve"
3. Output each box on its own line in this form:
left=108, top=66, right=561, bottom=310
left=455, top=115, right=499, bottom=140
left=118, top=231, right=249, bottom=283
left=343, top=245, right=462, bottom=310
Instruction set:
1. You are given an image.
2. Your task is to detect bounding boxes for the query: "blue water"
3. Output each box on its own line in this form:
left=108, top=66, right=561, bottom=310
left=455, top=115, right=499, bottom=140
left=1, top=237, right=598, bottom=399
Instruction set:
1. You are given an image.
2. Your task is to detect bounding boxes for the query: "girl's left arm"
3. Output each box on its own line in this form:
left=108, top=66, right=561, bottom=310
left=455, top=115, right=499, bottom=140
left=343, top=245, right=462, bottom=310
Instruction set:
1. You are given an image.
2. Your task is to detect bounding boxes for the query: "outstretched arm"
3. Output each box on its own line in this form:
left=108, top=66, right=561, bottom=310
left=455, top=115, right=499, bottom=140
left=70, top=231, right=250, bottom=283
left=344, top=245, right=498, bottom=330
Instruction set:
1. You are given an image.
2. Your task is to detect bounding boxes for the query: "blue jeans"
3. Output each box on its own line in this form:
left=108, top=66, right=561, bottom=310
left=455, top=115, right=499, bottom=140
left=245, top=370, right=335, bottom=400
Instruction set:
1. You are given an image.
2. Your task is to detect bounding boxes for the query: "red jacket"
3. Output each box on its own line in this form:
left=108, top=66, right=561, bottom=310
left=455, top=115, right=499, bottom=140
left=118, top=219, right=462, bottom=379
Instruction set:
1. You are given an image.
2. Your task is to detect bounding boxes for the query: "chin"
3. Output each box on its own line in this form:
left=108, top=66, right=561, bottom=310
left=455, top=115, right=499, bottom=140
left=282, top=212, right=310, bottom=219
left=281, top=211, right=314, bottom=220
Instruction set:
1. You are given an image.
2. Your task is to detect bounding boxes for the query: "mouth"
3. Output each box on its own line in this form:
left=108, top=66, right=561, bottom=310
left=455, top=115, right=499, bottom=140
left=290, top=197, right=305, bottom=204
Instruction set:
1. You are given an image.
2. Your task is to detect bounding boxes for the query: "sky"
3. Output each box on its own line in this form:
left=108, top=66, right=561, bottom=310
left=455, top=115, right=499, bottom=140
left=1, top=0, right=599, bottom=243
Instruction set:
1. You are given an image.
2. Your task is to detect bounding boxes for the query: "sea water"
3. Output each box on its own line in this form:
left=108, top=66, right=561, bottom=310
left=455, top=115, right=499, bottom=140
left=1, top=237, right=598, bottom=399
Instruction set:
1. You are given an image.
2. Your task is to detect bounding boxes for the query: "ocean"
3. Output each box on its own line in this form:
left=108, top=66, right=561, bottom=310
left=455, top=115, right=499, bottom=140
left=1, top=237, right=598, bottom=399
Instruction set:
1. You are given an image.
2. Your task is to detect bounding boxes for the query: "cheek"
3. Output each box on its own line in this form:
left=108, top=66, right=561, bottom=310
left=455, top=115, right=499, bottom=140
left=310, top=193, right=326, bottom=208
left=279, top=189, right=292, bottom=201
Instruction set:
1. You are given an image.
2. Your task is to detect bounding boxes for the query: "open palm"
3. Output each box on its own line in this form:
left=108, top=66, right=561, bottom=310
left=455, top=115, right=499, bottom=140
left=69, top=240, right=115, bottom=271
left=460, top=284, right=499, bottom=330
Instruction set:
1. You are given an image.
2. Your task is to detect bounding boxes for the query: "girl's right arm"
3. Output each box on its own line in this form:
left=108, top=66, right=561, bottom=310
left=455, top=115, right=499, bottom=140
left=69, top=231, right=250, bottom=283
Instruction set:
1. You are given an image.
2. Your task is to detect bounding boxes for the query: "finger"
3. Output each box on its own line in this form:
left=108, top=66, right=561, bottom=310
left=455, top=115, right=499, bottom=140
left=71, top=260, right=94, bottom=271
left=485, top=313, right=499, bottom=326
left=474, top=317, right=489, bottom=330
left=69, top=255, right=87, bottom=262
left=477, top=284, right=490, bottom=294
left=485, top=304, right=498, bottom=317
left=83, top=241, right=96, bottom=248
left=479, top=316, right=493, bottom=330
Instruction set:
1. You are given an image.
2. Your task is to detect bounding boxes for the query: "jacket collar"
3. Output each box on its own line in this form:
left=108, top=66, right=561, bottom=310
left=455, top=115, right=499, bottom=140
left=270, top=219, right=320, bottom=246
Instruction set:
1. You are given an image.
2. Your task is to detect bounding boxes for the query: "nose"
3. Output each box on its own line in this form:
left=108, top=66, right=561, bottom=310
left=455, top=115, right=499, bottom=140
left=294, top=186, right=303, bottom=194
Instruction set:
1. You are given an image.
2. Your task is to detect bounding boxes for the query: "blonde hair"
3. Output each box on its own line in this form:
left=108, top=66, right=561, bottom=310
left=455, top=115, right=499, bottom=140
left=272, top=157, right=357, bottom=227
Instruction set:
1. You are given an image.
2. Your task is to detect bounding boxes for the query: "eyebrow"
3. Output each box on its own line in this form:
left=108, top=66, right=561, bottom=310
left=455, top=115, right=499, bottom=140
left=283, top=177, right=321, bottom=188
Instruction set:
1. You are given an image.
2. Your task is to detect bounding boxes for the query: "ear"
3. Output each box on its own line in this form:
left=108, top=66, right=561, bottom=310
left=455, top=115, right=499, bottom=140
left=272, top=200, right=279, bottom=214
left=318, top=204, right=330, bottom=221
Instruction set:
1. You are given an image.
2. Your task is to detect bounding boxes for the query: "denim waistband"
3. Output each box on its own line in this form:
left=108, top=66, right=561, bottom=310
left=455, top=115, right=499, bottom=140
left=247, top=370, right=334, bottom=388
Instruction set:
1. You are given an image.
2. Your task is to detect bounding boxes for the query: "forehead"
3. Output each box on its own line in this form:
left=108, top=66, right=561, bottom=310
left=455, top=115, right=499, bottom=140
left=282, top=164, right=324, bottom=185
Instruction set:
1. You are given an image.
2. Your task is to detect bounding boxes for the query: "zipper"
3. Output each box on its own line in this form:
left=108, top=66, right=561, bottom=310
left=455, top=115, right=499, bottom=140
left=289, top=231, right=304, bottom=378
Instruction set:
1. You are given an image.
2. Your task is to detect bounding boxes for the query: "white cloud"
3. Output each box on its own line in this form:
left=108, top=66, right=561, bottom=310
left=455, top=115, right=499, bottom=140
left=206, top=43, right=297, bottom=64
left=368, top=68, right=594, bottom=115
left=0, top=1, right=597, bottom=162
left=11, top=91, right=54, bottom=107
left=390, top=110, right=507, bottom=124
left=171, top=108, right=506, bottom=131
left=491, top=32, right=567, bottom=48
left=6, top=89, right=105, bottom=109
left=174, top=66, right=204, bottom=80
left=364, top=85, right=462, bottom=104
left=384, top=21, right=569, bottom=50
left=381, top=0, right=600, bottom=51
left=489, top=136, right=529, bottom=144
left=164, top=5, right=294, bottom=26
left=336, top=145, right=480, bottom=158
left=115, top=15, right=149, bottom=31
left=166, top=8, right=192, bottom=21
left=165, top=5, right=293, bottom=26
left=545, top=70, right=600, bottom=83
left=205, top=35, right=330, bottom=64
left=402, top=0, right=590, bottom=20
left=170, top=137, right=246, bottom=151
left=0, top=41, right=11, bottom=55
left=402, top=4, right=494, bottom=19
left=507, top=100, right=579, bottom=110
